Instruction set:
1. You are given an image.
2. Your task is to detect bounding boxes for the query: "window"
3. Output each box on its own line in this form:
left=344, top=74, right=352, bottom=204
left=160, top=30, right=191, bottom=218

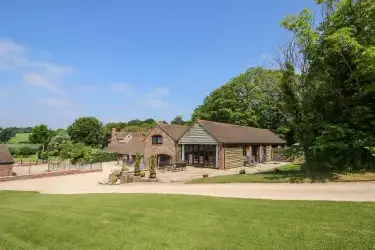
left=152, top=135, right=163, bottom=144
left=242, top=145, right=247, bottom=156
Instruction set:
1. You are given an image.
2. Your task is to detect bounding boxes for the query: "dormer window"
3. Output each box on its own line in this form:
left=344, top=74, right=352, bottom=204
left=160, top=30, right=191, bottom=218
left=152, top=135, right=163, bottom=144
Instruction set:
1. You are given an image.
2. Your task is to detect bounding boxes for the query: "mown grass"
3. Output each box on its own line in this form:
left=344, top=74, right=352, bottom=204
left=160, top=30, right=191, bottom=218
left=7, top=133, right=31, bottom=144
left=6, top=144, right=41, bottom=150
left=0, top=191, right=374, bottom=250
left=189, top=164, right=375, bottom=184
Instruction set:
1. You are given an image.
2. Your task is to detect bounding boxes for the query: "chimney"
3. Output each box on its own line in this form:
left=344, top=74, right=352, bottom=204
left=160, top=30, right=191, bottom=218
left=111, top=128, right=116, bottom=142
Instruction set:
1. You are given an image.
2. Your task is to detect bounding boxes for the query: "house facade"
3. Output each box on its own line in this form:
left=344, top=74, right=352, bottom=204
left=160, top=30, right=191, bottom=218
left=108, top=120, right=286, bottom=170
left=178, top=120, right=286, bottom=169
left=0, top=145, right=14, bottom=177
left=143, top=123, right=188, bottom=167
left=107, top=129, right=145, bottom=162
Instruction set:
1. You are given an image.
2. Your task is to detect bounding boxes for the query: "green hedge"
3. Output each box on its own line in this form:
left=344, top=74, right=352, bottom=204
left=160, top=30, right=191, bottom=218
left=90, top=152, right=117, bottom=163
left=8, top=147, right=38, bottom=157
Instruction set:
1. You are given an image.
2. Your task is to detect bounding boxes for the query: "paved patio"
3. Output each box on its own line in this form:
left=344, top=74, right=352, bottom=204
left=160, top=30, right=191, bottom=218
left=106, top=161, right=287, bottom=183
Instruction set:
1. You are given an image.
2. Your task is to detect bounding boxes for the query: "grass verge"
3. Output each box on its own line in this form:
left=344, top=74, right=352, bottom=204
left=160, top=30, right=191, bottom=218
left=0, top=191, right=374, bottom=250
left=189, top=164, right=375, bottom=184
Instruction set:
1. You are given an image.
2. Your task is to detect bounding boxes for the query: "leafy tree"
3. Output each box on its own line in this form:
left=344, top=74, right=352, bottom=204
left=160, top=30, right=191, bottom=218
left=48, top=131, right=71, bottom=155
left=67, top=117, right=103, bottom=147
left=192, top=67, right=292, bottom=143
left=280, top=0, right=375, bottom=171
left=143, top=119, right=156, bottom=124
left=16, top=147, right=38, bottom=159
left=171, top=115, right=189, bottom=125
left=127, top=119, right=142, bottom=126
left=0, top=128, right=16, bottom=143
left=59, top=142, right=93, bottom=164
left=29, top=124, right=54, bottom=151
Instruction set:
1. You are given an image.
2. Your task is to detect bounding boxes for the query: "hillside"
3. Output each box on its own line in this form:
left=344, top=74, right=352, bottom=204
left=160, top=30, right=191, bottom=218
left=8, top=133, right=31, bottom=144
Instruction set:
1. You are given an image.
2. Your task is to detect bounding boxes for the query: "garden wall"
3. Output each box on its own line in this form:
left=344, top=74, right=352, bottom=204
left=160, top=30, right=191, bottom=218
left=0, top=168, right=102, bottom=182
left=0, top=165, right=13, bottom=177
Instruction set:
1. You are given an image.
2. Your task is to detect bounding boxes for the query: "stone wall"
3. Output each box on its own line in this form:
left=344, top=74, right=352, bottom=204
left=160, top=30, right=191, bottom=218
left=144, top=125, right=177, bottom=168
left=266, top=146, right=272, bottom=162
left=0, top=164, right=13, bottom=177
left=0, top=168, right=102, bottom=182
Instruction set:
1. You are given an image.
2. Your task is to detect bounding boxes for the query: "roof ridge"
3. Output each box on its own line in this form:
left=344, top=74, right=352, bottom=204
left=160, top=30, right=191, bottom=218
left=199, top=119, right=268, bottom=130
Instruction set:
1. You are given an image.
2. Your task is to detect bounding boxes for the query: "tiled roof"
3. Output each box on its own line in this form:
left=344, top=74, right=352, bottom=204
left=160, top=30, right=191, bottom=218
left=198, top=120, right=286, bottom=144
left=107, top=136, right=145, bottom=155
left=0, top=145, right=14, bottom=164
left=158, top=123, right=189, bottom=141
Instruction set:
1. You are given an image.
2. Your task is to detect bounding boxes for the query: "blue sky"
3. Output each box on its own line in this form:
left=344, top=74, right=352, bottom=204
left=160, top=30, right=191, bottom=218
left=0, top=0, right=319, bottom=128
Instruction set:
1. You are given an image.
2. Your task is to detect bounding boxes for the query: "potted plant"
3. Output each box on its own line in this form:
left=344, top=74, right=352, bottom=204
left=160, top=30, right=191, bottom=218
left=134, top=153, right=141, bottom=176
left=140, top=171, right=146, bottom=177
left=149, top=155, right=156, bottom=179
left=203, top=173, right=208, bottom=178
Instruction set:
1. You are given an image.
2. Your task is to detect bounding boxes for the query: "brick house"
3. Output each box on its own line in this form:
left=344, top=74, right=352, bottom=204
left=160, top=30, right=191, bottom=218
left=0, top=145, right=14, bottom=177
left=107, top=129, right=145, bottom=162
left=143, top=123, right=188, bottom=167
left=178, top=120, right=286, bottom=169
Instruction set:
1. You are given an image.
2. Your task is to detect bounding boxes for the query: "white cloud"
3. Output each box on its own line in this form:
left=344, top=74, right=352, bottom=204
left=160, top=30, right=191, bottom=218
left=23, top=73, right=63, bottom=92
left=147, top=86, right=169, bottom=97
left=39, top=98, right=71, bottom=107
left=0, top=39, right=24, bottom=55
left=110, top=83, right=133, bottom=92
left=0, top=38, right=73, bottom=92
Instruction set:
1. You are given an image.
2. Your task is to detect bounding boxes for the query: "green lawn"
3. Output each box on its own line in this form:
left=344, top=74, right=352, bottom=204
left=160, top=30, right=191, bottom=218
left=6, top=144, right=41, bottom=150
left=189, top=164, right=375, bottom=184
left=0, top=191, right=374, bottom=250
left=7, top=133, right=31, bottom=144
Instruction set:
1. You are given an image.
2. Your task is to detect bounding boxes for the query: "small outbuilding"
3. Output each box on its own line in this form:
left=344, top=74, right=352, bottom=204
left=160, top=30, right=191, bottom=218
left=0, top=145, right=14, bottom=177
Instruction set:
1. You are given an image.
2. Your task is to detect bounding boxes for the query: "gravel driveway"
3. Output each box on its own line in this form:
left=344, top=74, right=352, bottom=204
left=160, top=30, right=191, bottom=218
left=1, top=162, right=375, bottom=202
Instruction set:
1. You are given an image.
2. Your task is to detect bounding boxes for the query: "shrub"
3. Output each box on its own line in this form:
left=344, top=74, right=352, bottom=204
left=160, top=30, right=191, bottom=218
left=140, top=171, right=146, bottom=177
left=134, top=153, right=141, bottom=173
left=203, top=174, right=208, bottom=178
left=16, top=147, right=38, bottom=157
left=8, top=147, right=17, bottom=156
left=273, top=168, right=281, bottom=173
left=273, top=146, right=303, bottom=161
left=91, top=152, right=117, bottom=163
left=38, top=151, right=49, bottom=160
left=149, top=155, right=156, bottom=173
left=239, top=169, right=246, bottom=174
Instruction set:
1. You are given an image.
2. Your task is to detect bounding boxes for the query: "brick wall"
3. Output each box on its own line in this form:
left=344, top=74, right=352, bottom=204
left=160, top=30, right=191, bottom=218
left=0, top=164, right=13, bottom=177
left=219, top=145, right=225, bottom=169
left=144, top=125, right=177, bottom=168
left=0, top=168, right=102, bottom=182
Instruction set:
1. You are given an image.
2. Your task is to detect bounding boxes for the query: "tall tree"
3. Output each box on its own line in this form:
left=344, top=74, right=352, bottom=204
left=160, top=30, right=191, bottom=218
left=280, top=0, right=375, bottom=171
left=192, top=67, right=292, bottom=143
left=171, top=115, right=188, bottom=125
left=0, top=128, right=16, bottom=143
left=67, top=117, right=103, bottom=147
left=29, top=125, right=53, bottom=150
left=48, top=131, right=71, bottom=155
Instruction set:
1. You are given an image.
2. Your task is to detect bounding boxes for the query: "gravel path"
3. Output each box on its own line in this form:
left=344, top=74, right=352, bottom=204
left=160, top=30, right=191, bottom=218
left=1, top=162, right=374, bottom=202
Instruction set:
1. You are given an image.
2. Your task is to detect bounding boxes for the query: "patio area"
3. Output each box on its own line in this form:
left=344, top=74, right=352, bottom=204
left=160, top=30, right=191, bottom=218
left=119, top=161, right=288, bottom=183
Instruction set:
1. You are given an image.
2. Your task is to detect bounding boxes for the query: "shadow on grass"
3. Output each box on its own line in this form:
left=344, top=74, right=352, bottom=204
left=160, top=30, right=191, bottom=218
left=258, top=170, right=340, bottom=183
